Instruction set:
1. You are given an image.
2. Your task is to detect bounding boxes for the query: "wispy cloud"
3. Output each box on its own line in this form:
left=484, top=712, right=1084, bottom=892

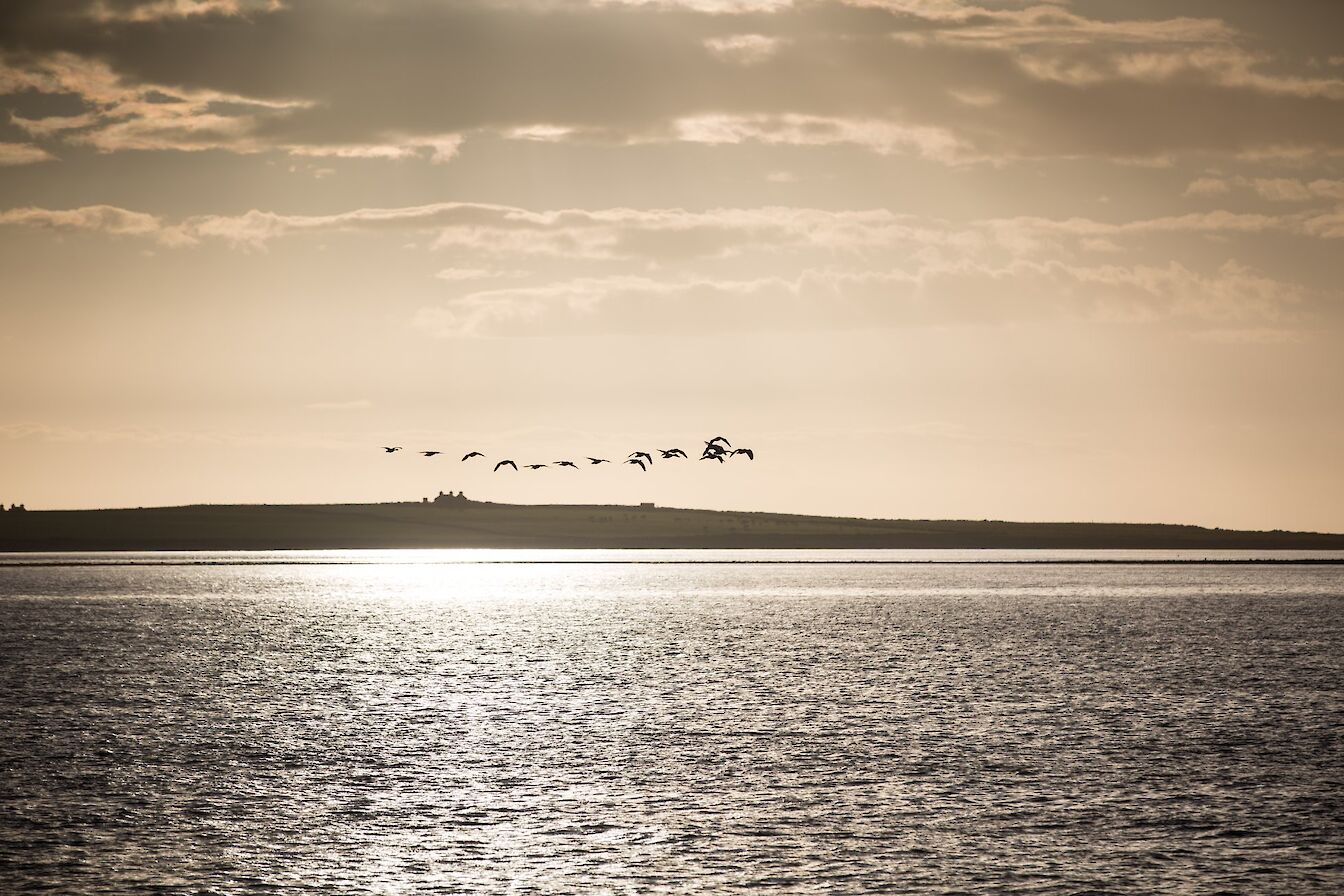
left=0, top=204, right=170, bottom=238
left=0, top=142, right=56, bottom=166
left=1184, top=175, right=1344, bottom=202
left=1, top=52, right=459, bottom=163
left=3, top=2, right=1342, bottom=166
left=6, top=201, right=1342, bottom=255
left=412, top=257, right=1307, bottom=338
left=669, top=114, right=972, bottom=163
left=85, top=0, right=282, bottom=23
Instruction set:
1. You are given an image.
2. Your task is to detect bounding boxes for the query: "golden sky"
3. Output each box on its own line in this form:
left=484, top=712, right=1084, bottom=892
left=1, top=0, right=1342, bottom=531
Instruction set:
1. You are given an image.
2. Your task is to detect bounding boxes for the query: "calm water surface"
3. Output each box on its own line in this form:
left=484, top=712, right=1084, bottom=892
left=2, top=551, right=1342, bottom=894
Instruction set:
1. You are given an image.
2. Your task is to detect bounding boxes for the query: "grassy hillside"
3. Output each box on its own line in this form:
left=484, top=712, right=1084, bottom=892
left=2, top=500, right=1342, bottom=551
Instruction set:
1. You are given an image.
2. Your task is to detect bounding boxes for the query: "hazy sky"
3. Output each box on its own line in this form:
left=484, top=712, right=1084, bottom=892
left=2, top=0, right=1342, bottom=531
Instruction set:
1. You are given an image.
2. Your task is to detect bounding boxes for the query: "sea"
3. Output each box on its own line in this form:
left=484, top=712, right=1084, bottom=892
left=2, top=550, right=1342, bottom=894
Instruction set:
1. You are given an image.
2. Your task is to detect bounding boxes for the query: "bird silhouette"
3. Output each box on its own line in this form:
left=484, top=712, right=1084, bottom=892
left=554, top=461, right=578, bottom=468
left=732, top=448, right=754, bottom=460
left=626, top=458, right=647, bottom=471
left=382, top=446, right=402, bottom=453
left=494, top=460, right=518, bottom=472
left=630, top=451, right=653, bottom=465
left=702, top=443, right=728, bottom=459
left=708, top=436, right=732, bottom=448
left=420, top=451, right=442, bottom=457
left=587, top=457, right=610, bottom=464
left=525, top=463, right=547, bottom=470
left=700, top=453, right=725, bottom=463
left=660, top=448, right=687, bottom=459
left=461, top=451, right=485, bottom=462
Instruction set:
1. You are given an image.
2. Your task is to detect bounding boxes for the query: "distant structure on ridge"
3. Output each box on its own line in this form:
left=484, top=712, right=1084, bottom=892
left=423, top=491, right=472, bottom=505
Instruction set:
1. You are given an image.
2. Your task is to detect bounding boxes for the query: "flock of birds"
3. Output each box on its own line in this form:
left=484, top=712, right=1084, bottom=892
left=379, top=436, right=753, bottom=472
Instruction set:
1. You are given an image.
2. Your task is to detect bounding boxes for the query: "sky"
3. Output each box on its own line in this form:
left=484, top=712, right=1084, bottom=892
left=1, top=0, right=1342, bottom=531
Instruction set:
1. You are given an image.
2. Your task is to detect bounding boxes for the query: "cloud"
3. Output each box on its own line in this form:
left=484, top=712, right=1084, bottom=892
left=2, top=1, right=1342, bottom=164
left=669, top=114, right=972, bottom=162
left=1249, top=177, right=1317, bottom=202
left=7, top=200, right=1342, bottom=260
left=2, top=52, right=311, bottom=156
left=84, top=0, right=281, bottom=23
left=0, top=142, right=54, bottom=165
left=412, top=257, right=1306, bottom=338
left=0, top=193, right=1322, bottom=341
left=703, top=34, right=785, bottom=65
left=1182, top=175, right=1344, bottom=202
left=0, top=51, right=459, bottom=162
left=0, top=204, right=167, bottom=237
left=164, top=202, right=960, bottom=257
left=1184, top=177, right=1231, bottom=197
left=1253, top=177, right=1344, bottom=201
left=284, top=135, right=463, bottom=163
left=1302, top=210, right=1344, bottom=240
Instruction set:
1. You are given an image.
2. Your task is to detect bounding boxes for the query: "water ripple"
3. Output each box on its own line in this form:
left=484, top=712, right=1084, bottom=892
left=1, top=558, right=1342, bottom=893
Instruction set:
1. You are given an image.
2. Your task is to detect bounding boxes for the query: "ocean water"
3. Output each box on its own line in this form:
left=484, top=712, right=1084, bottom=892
left=1, top=551, right=1342, bottom=894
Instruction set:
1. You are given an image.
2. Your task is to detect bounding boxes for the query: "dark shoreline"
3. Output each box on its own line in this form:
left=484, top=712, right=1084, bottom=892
left=3, top=500, right=1343, bottom=553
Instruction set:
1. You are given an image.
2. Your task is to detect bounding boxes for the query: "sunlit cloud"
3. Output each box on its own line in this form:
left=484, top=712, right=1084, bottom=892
left=703, top=34, right=785, bottom=65
left=410, top=253, right=1307, bottom=339
left=3, top=2, right=1341, bottom=166
left=8, top=201, right=1344, bottom=262
left=85, top=0, right=282, bottom=23
left=0, top=204, right=167, bottom=237
left=0, top=52, right=462, bottom=163
left=1183, top=175, right=1344, bottom=203
left=670, top=114, right=972, bottom=162
left=1184, top=177, right=1231, bottom=197
left=0, top=142, right=55, bottom=165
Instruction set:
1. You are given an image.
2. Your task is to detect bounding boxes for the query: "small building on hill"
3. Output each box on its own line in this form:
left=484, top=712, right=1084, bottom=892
left=427, top=491, right=471, bottom=505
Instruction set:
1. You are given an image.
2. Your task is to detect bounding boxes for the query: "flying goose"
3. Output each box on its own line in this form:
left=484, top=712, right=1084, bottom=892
left=494, top=460, right=518, bottom=472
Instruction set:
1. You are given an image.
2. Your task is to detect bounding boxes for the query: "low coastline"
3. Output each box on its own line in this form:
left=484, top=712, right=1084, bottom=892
left=3, top=500, right=1343, bottom=552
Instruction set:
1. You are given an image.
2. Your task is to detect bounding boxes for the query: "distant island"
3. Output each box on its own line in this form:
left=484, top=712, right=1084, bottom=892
left=2, top=496, right=1343, bottom=552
